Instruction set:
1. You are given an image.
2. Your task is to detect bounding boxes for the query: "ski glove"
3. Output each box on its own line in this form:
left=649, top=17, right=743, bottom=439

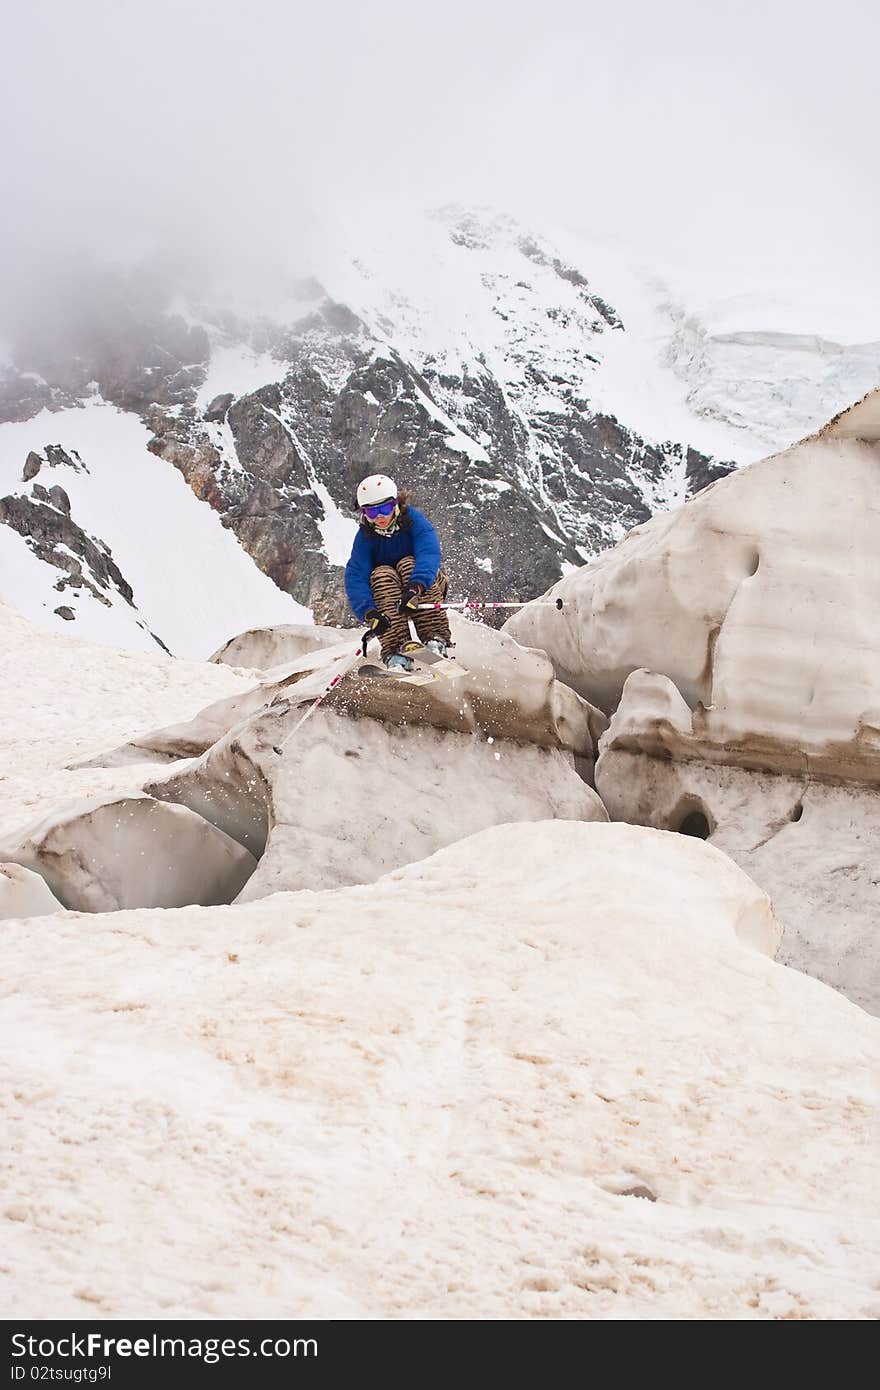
left=397, top=582, right=425, bottom=614
left=364, top=608, right=391, bottom=636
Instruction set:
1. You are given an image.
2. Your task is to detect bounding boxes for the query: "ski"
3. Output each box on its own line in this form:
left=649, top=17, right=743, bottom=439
left=401, top=643, right=469, bottom=679
left=355, top=662, right=438, bottom=686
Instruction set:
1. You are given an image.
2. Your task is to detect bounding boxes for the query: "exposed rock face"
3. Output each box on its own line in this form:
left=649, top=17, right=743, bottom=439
left=143, top=430, right=226, bottom=511
left=47, top=485, right=71, bottom=516
left=0, top=446, right=170, bottom=650
left=684, top=445, right=731, bottom=495
left=204, top=392, right=234, bottom=423
left=0, top=492, right=134, bottom=609
left=508, top=393, right=880, bottom=1011
left=21, top=444, right=88, bottom=480
left=150, top=332, right=728, bottom=626
left=335, top=354, right=583, bottom=597
left=148, top=376, right=336, bottom=615
left=0, top=369, right=79, bottom=424
left=4, top=261, right=210, bottom=419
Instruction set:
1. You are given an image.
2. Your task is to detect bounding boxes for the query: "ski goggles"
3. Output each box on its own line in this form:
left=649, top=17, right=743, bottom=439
left=361, top=498, right=398, bottom=520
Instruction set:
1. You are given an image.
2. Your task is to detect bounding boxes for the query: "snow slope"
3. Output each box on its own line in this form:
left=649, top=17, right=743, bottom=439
left=311, top=209, right=879, bottom=465
left=0, top=519, right=160, bottom=653
left=0, top=398, right=310, bottom=657
left=2, top=820, right=877, bottom=1319
left=0, top=602, right=878, bottom=1319
left=319, top=209, right=753, bottom=468
left=0, top=599, right=254, bottom=841
left=564, top=232, right=880, bottom=458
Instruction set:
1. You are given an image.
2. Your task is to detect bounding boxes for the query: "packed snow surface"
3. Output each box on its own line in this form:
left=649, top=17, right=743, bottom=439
left=0, top=599, right=878, bottom=1319
left=2, top=817, right=878, bottom=1319
left=0, top=599, right=253, bottom=840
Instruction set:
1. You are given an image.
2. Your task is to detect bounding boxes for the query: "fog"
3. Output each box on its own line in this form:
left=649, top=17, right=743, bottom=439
left=2, top=0, right=878, bottom=334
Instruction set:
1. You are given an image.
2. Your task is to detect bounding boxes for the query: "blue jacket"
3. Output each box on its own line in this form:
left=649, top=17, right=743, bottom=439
left=345, top=506, right=443, bottom=620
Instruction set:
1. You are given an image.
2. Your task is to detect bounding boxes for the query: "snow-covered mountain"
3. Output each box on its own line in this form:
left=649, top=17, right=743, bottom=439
left=550, top=238, right=880, bottom=459
left=1, top=208, right=878, bottom=656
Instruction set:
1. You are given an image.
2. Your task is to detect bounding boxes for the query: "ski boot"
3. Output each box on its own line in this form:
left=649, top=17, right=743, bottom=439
left=385, top=652, right=415, bottom=673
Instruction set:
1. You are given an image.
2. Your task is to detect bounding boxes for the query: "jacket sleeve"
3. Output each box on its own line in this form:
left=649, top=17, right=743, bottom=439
left=344, top=529, right=376, bottom=621
left=408, top=509, right=443, bottom=590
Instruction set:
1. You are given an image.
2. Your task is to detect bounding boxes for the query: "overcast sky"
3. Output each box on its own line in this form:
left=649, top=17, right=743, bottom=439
left=2, top=0, right=878, bottom=320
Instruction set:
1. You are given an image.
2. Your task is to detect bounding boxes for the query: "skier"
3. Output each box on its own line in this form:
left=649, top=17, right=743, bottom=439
left=344, top=474, right=453, bottom=671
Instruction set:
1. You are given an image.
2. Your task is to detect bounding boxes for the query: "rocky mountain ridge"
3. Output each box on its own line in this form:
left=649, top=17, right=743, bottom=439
left=4, top=211, right=878, bottom=644
left=1, top=211, right=733, bottom=634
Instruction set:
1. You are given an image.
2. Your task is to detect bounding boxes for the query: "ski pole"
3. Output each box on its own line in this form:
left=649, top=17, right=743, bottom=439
left=275, top=629, right=375, bottom=749
left=415, top=598, right=565, bottom=611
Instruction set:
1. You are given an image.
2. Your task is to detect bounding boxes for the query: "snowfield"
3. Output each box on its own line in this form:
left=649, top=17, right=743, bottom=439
left=0, top=398, right=310, bottom=657
left=0, top=599, right=878, bottom=1320
left=0, top=599, right=254, bottom=842
left=560, top=231, right=880, bottom=459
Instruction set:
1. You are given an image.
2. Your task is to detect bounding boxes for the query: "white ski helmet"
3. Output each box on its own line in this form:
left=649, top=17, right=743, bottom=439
left=356, top=474, right=397, bottom=509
